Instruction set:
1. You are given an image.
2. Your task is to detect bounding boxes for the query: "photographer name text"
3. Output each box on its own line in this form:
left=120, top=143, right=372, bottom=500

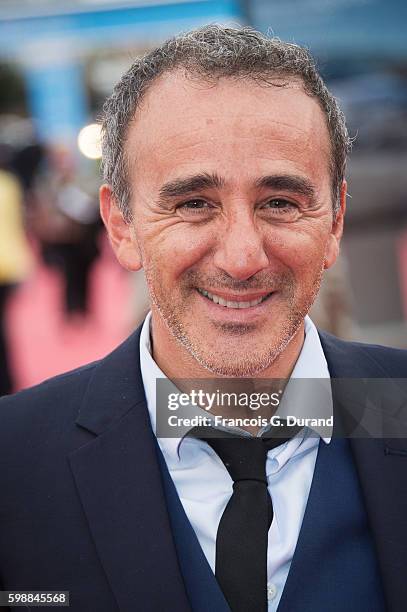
left=167, top=415, right=333, bottom=428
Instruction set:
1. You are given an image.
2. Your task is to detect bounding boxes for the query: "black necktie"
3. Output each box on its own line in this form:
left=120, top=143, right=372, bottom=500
left=192, top=426, right=297, bottom=612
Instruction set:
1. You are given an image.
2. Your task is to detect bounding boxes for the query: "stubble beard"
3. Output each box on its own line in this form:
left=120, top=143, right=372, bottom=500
left=143, top=264, right=325, bottom=377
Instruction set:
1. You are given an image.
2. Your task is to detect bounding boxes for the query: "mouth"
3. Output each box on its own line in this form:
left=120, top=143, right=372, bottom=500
left=196, top=288, right=273, bottom=309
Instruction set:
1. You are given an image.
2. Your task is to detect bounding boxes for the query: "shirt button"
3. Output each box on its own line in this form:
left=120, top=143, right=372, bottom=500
left=267, top=583, right=278, bottom=601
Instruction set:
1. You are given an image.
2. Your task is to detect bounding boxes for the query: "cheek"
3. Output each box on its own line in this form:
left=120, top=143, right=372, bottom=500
left=140, top=223, right=215, bottom=278
left=264, top=229, right=328, bottom=276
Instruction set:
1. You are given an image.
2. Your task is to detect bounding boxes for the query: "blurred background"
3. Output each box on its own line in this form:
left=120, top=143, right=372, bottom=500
left=0, top=0, right=406, bottom=395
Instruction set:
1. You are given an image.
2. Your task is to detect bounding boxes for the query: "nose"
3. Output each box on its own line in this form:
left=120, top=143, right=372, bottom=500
left=213, top=210, right=269, bottom=281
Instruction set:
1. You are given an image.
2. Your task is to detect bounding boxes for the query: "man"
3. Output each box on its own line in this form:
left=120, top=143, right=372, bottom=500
left=1, top=26, right=406, bottom=612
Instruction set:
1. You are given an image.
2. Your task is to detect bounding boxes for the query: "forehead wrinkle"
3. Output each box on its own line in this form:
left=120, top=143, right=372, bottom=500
left=131, top=82, right=323, bottom=147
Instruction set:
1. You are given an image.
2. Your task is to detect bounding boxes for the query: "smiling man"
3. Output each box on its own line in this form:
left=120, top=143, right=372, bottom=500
left=101, top=66, right=343, bottom=381
left=1, top=25, right=407, bottom=612
left=101, top=43, right=348, bottom=377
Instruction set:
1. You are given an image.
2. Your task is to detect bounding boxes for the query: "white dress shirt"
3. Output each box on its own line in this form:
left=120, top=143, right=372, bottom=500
left=140, top=313, right=333, bottom=611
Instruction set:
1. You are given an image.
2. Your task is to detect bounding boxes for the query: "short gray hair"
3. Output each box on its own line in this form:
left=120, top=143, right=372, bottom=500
left=101, top=25, right=351, bottom=221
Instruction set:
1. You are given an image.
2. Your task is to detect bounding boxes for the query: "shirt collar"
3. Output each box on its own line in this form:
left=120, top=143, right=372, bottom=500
left=282, top=316, right=333, bottom=443
left=140, top=312, right=333, bottom=460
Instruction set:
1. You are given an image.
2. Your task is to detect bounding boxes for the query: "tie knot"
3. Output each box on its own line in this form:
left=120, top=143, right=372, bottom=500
left=190, top=427, right=294, bottom=484
left=209, top=436, right=268, bottom=483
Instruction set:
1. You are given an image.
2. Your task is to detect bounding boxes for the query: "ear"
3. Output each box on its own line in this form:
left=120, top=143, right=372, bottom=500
left=324, top=180, right=347, bottom=270
left=99, top=184, right=142, bottom=272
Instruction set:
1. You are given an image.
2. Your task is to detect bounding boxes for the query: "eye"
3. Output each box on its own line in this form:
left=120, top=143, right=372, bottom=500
left=259, top=198, right=299, bottom=221
left=263, top=198, right=295, bottom=210
left=179, top=199, right=209, bottom=210
left=176, top=199, right=215, bottom=220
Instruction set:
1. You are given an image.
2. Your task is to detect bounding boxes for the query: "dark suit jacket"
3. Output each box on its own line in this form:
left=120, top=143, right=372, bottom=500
left=0, top=327, right=406, bottom=611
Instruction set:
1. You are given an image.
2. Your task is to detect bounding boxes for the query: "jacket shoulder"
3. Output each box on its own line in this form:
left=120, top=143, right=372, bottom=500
left=319, top=330, right=407, bottom=378
left=0, top=361, right=98, bottom=437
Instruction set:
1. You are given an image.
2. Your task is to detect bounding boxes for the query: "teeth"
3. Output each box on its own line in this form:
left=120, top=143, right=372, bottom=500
left=198, top=289, right=269, bottom=308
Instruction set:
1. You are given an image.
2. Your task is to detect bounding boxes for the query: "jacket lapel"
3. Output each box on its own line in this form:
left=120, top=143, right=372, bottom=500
left=68, top=330, right=191, bottom=612
left=319, top=332, right=407, bottom=611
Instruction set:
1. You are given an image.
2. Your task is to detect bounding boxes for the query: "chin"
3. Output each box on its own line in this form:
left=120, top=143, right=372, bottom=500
left=177, top=327, right=299, bottom=377
left=151, top=283, right=309, bottom=377
left=192, top=356, right=276, bottom=378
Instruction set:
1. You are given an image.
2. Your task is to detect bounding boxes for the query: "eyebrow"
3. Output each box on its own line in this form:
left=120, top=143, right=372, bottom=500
left=158, top=172, right=225, bottom=203
left=156, top=171, right=316, bottom=209
left=255, top=175, right=316, bottom=199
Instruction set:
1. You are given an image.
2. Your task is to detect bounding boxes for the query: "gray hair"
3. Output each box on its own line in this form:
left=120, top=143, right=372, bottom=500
left=101, top=25, right=351, bottom=221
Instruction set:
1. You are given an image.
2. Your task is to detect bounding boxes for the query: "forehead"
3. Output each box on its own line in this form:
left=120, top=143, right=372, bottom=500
left=125, top=70, right=332, bottom=188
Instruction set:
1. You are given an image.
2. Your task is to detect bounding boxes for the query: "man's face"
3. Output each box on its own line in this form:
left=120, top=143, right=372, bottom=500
left=106, top=72, right=344, bottom=376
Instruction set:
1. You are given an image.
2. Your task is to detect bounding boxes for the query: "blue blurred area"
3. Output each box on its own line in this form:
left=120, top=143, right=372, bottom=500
left=0, top=1, right=242, bottom=53
left=0, top=1, right=243, bottom=145
left=24, top=63, right=88, bottom=144
left=248, top=0, right=407, bottom=59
